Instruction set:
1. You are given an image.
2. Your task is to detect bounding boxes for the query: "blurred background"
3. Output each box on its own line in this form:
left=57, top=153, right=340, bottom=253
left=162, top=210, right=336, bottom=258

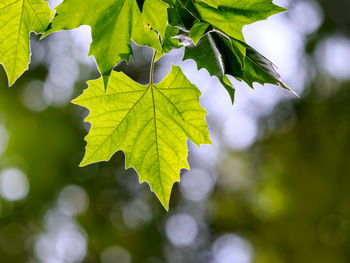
left=1, top=0, right=350, bottom=262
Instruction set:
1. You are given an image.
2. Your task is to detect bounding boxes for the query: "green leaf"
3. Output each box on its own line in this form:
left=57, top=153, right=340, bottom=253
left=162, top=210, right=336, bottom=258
left=72, top=65, right=212, bottom=209
left=168, top=0, right=198, bottom=30
left=196, top=0, right=219, bottom=8
left=140, top=0, right=168, bottom=39
left=172, top=0, right=292, bottom=102
left=189, top=21, right=210, bottom=45
left=241, top=43, right=298, bottom=96
left=45, top=0, right=167, bottom=88
left=184, top=31, right=297, bottom=101
left=183, top=33, right=236, bottom=102
left=194, top=0, right=286, bottom=41
left=155, top=25, right=182, bottom=61
left=215, top=35, right=296, bottom=94
left=0, top=0, right=54, bottom=86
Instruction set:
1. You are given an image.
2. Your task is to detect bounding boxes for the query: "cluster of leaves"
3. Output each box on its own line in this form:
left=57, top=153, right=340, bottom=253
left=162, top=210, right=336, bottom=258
left=0, top=0, right=293, bottom=209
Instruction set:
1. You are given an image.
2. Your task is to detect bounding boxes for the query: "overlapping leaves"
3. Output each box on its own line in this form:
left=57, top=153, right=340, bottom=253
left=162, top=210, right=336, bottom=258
left=0, top=0, right=295, bottom=208
left=44, top=0, right=168, bottom=87
left=167, top=0, right=295, bottom=101
left=0, top=0, right=293, bottom=97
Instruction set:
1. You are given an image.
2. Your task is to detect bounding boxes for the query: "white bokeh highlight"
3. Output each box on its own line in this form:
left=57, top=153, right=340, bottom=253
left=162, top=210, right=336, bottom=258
left=166, top=214, right=198, bottom=247
left=122, top=199, right=153, bottom=229
left=21, top=80, right=48, bottom=112
left=180, top=168, right=215, bottom=202
left=315, top=35, right=350, bottom=80
left=290, top=0, right=324, bottom=35
left=212, top=234, right=253, bottom=263
left=58, top=185, right=89, bottom=216
left=0, top=168, right=29, bottom=201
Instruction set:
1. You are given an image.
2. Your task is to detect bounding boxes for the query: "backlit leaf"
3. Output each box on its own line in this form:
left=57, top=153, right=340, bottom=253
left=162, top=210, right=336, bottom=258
left=194, top=0, right=286, bottom=41
left=0, top=0, right=53, bottom=86
left=45, top=0, right=168, bottom=87
left=72, top=65, right=212, bottom=209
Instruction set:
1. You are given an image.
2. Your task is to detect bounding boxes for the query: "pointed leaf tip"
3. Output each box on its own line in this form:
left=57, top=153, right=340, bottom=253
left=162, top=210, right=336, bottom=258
left=0, top=0, right=54, bottom=87
left=72, top=66, right=211, bottom=209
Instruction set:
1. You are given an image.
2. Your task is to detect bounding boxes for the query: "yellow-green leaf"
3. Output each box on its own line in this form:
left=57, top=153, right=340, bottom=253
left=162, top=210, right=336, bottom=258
left=195, top=0, right=286, bottom=41
left=72, top=65, right=212, bottom=209
left=45, top=0, right=168, bottom=88
left=140, top=0, right=169, bottom=40
left=0, top=0, right=54, bottom=86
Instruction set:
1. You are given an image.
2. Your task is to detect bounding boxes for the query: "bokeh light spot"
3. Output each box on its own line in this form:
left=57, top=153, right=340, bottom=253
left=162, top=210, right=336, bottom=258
left=290, top=0, right=324, bottom=35
left=21, top=80, right=47, bottom=112
left=180, top=168, right=215, bottom=202
left=212, top=234, right=253, bottom=263
left=223, top=114, right=258, bottom=150
left=0, top=168, right=29, bottom=201
left=58, top=185, right=89, bottom=216
left=315, top=35, right=350, bottom=80
left=122, top=199, right=152, bottom=229
left=166, top=214, right=198, bottom=247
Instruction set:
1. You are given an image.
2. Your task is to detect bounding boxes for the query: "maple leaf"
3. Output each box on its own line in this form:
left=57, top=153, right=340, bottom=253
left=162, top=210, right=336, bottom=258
left=155, top=25, right=182, bottom=61
left=183, top=32, right=236, bottom=102
left=0, top=0, right=297, bottom=210
left=167, top=0, right=199, bottom=31
left=184, top=31, right=298, bottom=101
left=194, top=0, right=286, bottom=41
left=72, top=65, right=212, bottom=209
left=189, top=21, right=210, bottom=45
left=0, top=0, right=54, bottom=86
left=45, top=0, right=168, bottom=88
left=241, top=43, right=297, bottom=96
left=164, top=0, right=291, bottom=102
left=139, top=0, right=169, bottom=40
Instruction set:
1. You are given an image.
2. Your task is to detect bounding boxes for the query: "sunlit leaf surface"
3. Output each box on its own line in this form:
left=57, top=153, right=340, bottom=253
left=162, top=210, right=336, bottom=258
left=73, top=65, right=211, bottom=209
left=0, top=0, right=53, bottom=86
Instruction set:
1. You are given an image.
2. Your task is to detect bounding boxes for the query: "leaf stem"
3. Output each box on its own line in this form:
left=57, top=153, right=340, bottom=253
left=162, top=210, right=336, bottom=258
left=150, top=49, right=157, bottom=85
